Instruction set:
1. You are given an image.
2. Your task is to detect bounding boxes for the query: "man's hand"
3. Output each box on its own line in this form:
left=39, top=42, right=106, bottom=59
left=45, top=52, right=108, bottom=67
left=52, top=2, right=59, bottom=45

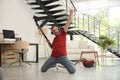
left=46, top=40, right=52, bottom=49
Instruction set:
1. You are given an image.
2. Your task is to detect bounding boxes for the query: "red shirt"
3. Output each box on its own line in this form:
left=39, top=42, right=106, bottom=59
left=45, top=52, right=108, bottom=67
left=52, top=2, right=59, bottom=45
left=51, top=30, right=67, bottom=57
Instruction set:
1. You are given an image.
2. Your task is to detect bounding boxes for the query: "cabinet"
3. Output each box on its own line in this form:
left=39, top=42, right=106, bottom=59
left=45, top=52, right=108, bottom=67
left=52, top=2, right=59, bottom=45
left=2, top=45, right=19, bottom=64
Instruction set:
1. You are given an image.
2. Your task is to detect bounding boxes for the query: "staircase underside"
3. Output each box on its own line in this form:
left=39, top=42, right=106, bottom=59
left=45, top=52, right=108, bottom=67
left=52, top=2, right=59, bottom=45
left=27, top=0, right=69, bottom=28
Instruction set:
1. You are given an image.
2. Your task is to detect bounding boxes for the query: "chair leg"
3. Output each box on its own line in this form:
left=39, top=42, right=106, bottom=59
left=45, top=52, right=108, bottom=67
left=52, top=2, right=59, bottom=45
left=9, top=61, right=19, bottom=66
left=22, top=61, right=31, bottom=66
left=9, top=53, right=31, bottom=66
left=19, top=53, right=31, bottom=66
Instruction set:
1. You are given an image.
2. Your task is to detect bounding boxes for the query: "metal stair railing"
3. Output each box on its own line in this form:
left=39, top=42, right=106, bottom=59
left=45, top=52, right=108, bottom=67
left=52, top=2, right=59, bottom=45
left=62, top=0, right=120, bottom=56
left=61, top=0, right=105, bottom=36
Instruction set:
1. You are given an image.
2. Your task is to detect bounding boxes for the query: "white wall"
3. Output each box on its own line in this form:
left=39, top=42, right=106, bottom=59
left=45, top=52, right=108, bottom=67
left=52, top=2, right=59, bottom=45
left=0, top=0, right=38, bottom=42
left=0, top=0, right=52, bottom=58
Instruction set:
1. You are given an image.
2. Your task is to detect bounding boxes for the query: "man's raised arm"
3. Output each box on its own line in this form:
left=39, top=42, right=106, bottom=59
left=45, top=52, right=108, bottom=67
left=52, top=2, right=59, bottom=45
left=64, top=9, right=74, bottom=32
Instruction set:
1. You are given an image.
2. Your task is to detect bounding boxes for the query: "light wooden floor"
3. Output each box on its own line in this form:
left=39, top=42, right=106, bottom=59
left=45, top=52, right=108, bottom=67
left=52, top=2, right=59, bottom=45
left=2, top=56, right=120, bottom=80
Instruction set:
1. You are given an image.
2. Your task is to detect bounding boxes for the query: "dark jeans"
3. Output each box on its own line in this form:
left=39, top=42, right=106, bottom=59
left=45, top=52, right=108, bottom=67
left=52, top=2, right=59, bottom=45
left=41, top=56, right=76, bottom=74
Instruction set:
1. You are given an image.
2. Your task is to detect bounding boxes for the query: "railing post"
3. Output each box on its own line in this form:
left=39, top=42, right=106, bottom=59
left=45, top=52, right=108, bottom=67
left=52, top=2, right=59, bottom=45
left=94, top=18, right=96, bottom=35
left=83, top=14, right=84, bottom=31
left=78, top=15, right=80, bottom=30
left=66, top=0, right=68, bottom=13
left=98, top=22, right=101, bottom=37
left=118, top=31, right=120, bottom=54
left=88, top=15, right=90, bottom=32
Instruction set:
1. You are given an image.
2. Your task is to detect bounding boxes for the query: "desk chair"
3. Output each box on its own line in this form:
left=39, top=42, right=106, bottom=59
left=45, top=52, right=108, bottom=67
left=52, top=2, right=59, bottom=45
left=9, top=41, right=31, bottom=66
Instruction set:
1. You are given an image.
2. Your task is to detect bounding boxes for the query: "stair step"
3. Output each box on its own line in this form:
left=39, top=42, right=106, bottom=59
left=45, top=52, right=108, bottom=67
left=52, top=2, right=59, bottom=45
left=47, top=23, right=65, bottom=27
left=33, top=15, right=67, bottom=21
left=45, top=4, right=62, bottom=9
left=32, top=4, right=62, bottom=11
left=31, top=7, right=42, bottom=10
left=68, top=27, right=76, bottom=29
left=49, top=9, right=65, bottom=14
left=35, top=14, right=67, bottom=20
left=35, top=9, right=65, bottom=15
left=27, top=2, right=38, bottom=5
left=34, top=16, right=48, bottom=20
left=67, top=31, right=72, bottom=35
left=67, top=30, right=79, bottom=35
left=74, top=31, right=80, bottom=35
left=51, top=14, right=68, bottom=19
left=50, top=19, right=67, bottom=22
left=35, top=11, right=46, bottom=14
left=60, top=27, right=75, bottom=30
left=41, top=0, right=59, bottom=5
left=78, top=31, right=81, bottom=34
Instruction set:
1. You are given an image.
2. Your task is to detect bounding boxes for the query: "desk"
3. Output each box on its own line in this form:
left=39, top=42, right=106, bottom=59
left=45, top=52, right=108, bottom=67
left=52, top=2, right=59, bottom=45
left=80, top=51, right=99, bottom=65
left=0, top=42, right=39, bottom=66
left=0, top=42, right=15, bottom=66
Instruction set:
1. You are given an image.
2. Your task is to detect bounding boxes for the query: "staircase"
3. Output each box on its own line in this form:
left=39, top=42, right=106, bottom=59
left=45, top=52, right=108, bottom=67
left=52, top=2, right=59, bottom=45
left=26, top=0, right=71, bottom=28
left=26, top=0, right=120, bottom=58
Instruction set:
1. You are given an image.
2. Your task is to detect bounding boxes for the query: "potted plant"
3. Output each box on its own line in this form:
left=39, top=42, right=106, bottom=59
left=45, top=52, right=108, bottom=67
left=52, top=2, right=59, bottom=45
left=98, top=35, right=115, bottom=61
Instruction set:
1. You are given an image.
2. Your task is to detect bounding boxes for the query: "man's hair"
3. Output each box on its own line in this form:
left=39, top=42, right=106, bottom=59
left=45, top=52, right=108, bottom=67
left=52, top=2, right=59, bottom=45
left=51, top=25, right=61, bottom=34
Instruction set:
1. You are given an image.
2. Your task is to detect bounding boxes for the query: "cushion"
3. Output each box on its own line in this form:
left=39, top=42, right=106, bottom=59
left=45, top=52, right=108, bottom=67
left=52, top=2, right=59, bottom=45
left=87, top=45, right=95, bottom=50
left=69, top=40, right=80, bottom=49
left=79, top=41, right=88, bottom=49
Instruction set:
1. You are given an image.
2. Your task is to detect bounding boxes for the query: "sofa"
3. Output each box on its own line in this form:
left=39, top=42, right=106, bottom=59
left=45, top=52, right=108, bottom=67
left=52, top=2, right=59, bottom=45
left=66, top=40, right=95, bottom=54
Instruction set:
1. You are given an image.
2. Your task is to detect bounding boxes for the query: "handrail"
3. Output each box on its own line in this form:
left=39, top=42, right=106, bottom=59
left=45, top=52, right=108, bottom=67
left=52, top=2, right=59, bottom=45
left=69, top=0, right=77, bottom=11
left=76, top=11, right=101, bottom=22
left=61, top=0, right=76, bottom=13
left=107, top=27, right=120, bottom=32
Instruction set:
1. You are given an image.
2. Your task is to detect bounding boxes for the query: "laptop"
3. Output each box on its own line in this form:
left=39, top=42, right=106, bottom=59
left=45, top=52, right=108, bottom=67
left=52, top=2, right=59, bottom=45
left=2, top=29, right=16, bottom=42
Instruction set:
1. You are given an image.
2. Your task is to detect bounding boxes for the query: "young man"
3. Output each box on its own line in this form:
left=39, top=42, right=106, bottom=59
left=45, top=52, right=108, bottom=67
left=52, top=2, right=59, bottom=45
left=41, top=9, right=76, bottom=74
